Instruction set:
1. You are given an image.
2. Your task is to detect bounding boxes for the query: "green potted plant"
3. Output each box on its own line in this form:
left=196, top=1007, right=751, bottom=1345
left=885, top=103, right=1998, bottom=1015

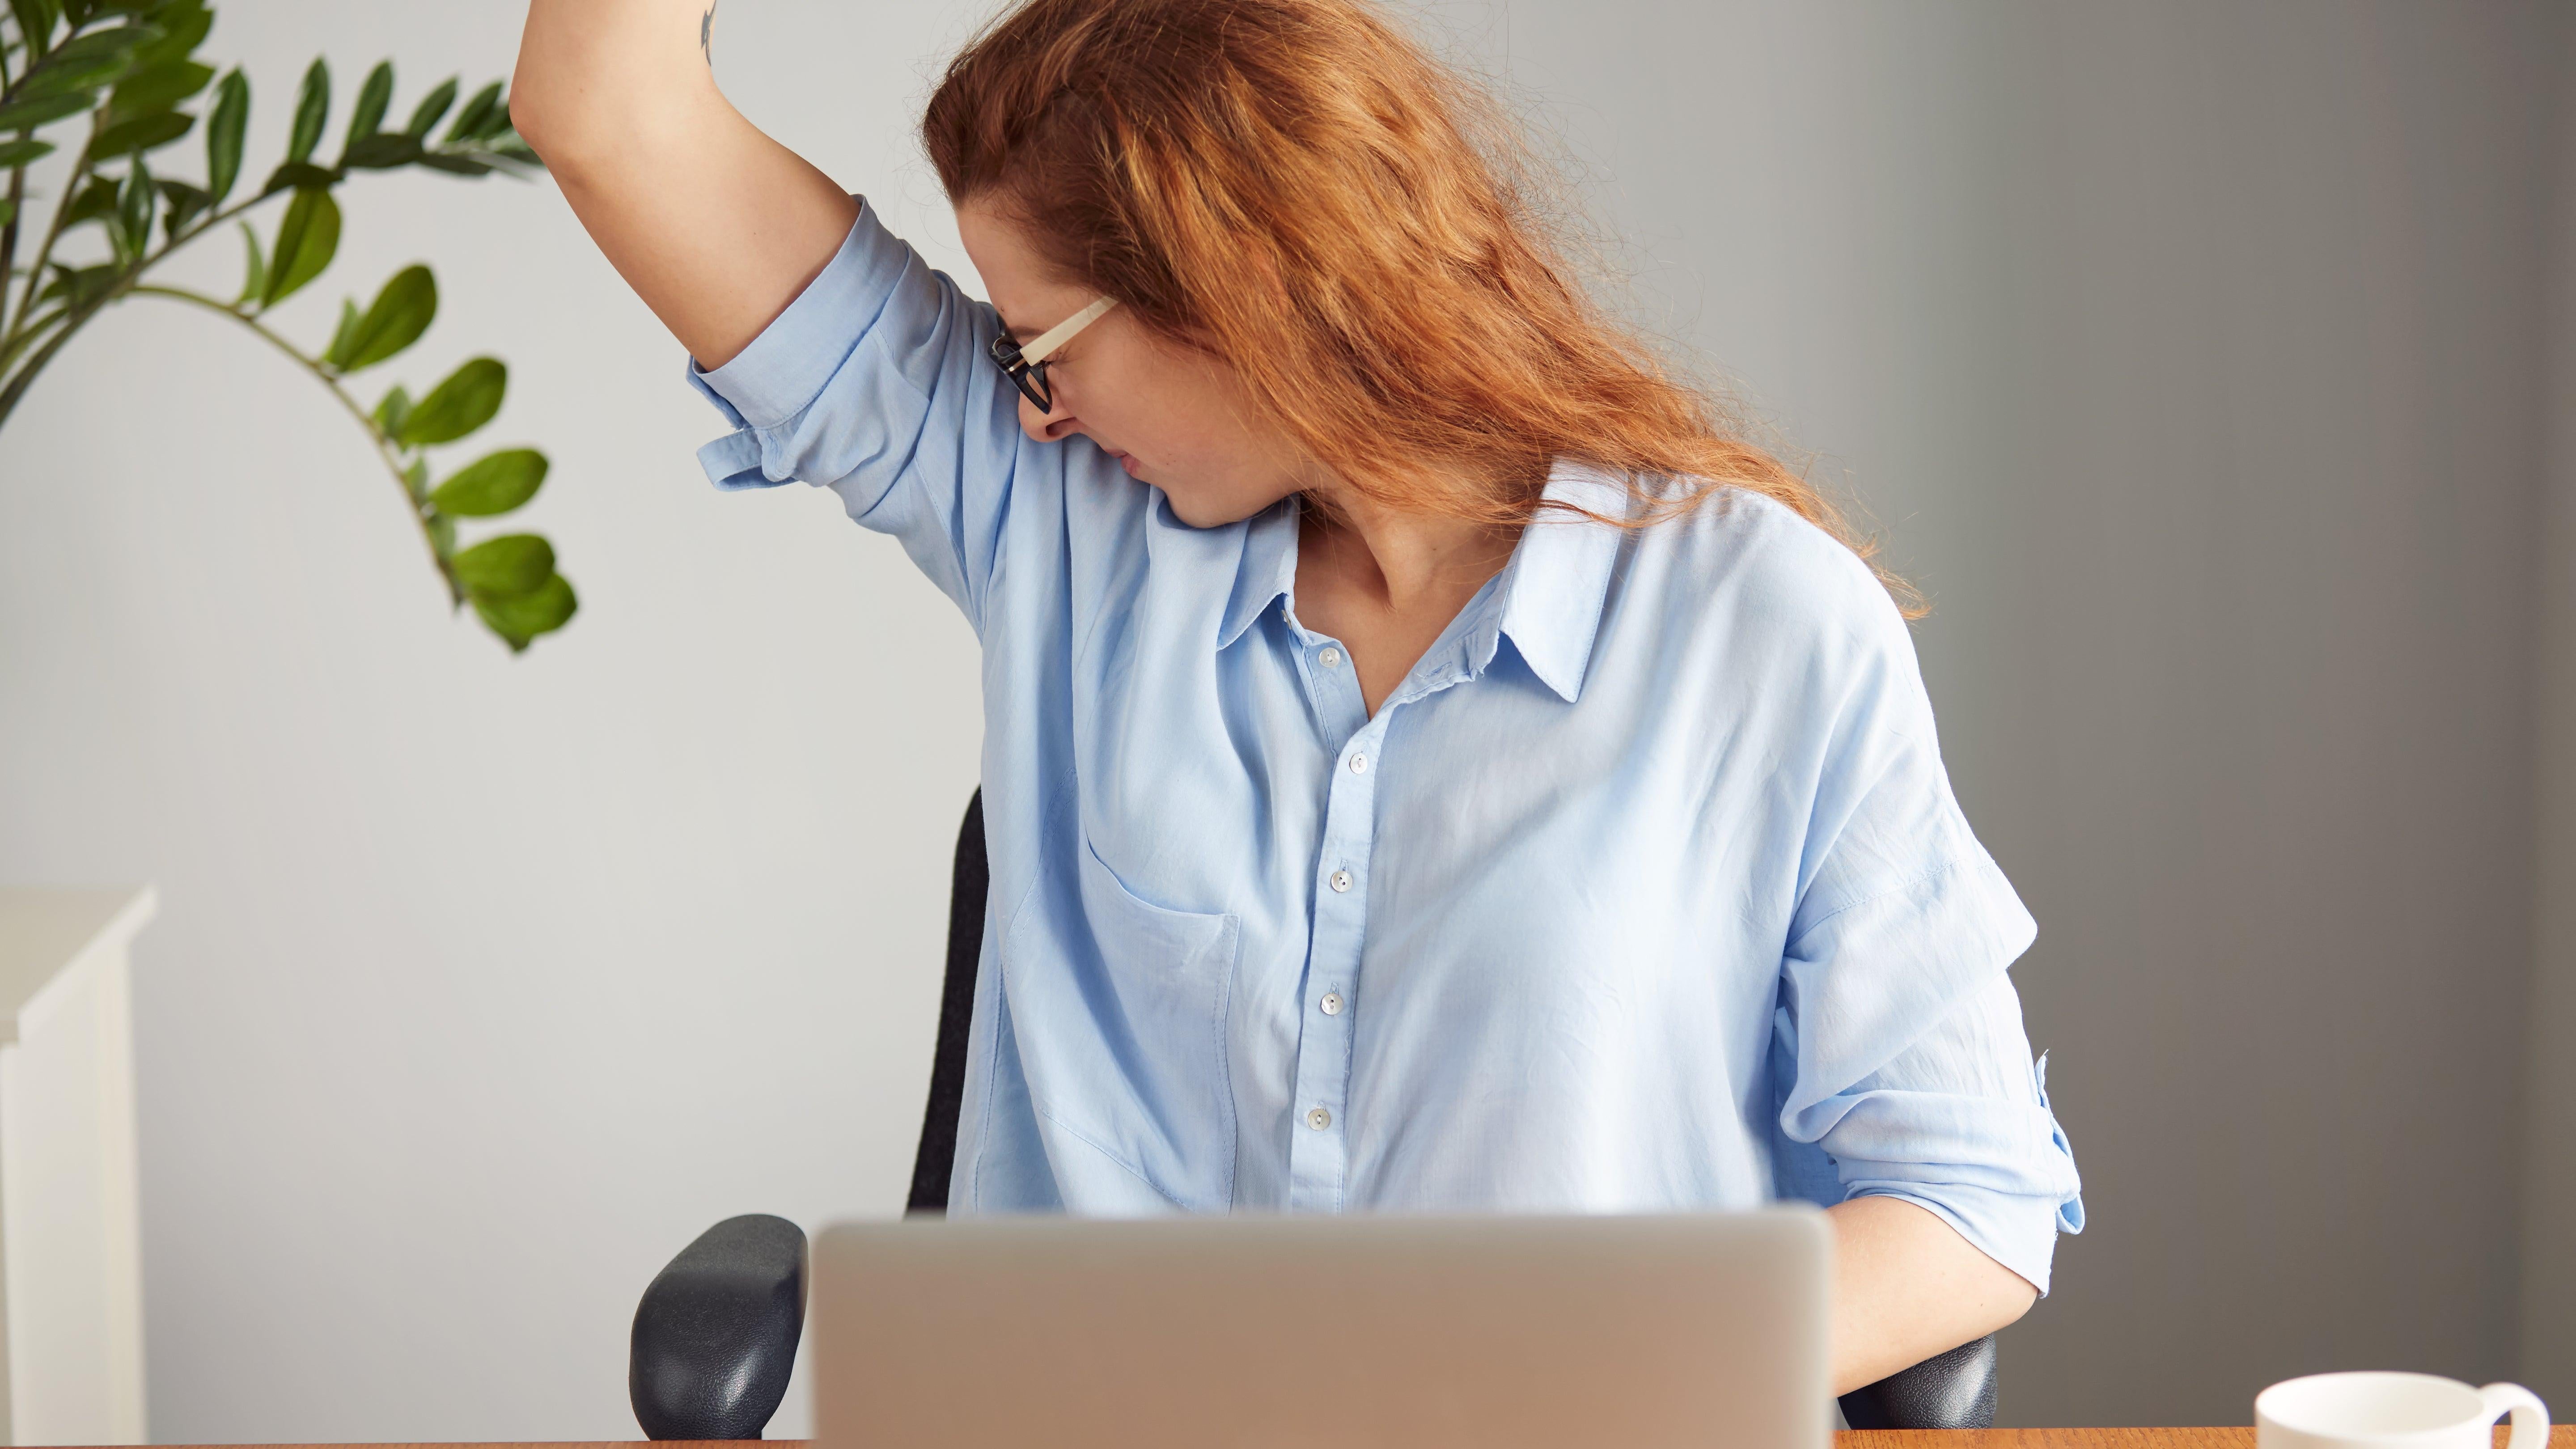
left=2, top=0, right=575, bottom=650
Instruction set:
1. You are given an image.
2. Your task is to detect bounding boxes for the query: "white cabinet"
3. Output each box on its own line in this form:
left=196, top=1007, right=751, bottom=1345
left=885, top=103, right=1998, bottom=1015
left=0, top=888, right=155, bottom=1447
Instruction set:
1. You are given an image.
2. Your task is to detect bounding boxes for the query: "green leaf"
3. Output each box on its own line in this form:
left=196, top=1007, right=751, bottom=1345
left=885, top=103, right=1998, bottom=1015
left=233, top=218, right=264, bottom=305
left=473, top=571, right=575, bottom=652
left=452, top=532, right=551, bottom=598
left=112, top=154, right=154, bottom=258
left=330, top=263, right=434, bottom=371
left=411, top=152, right=492, bottom=178
left=62, top=174, right=117, bottom=227
left=128, top=0, right=207, bottom=68
left=401, top=457, right=429, bottom=502
left=257, top=185, right=336, bottom=308
left=88, top=107, right=190, bottom=159
left=425, top=511, right=455, bottom=559
left=16, top=24, right=151, bottom=98
left=402, top=76, right=455, bottom=138
left=345, top=60, right=390, bottom=146
left=157, top=177, right=208, bottom=237
left=443, top=80, right=503, bottom=144
left=105, top=57, right=211, bottom=118
left=38, top=260, right=118, bottom=308
left=429, top=448, right=545, bottom=517
left=339, top=131, right=418, bottom=170
left=204, top=68, right=245, bottom=201
left=8, top=0, right=59, bottom=54
left=258, top=159, right=335, bottom=194
left=285, top=56, right=327, bottom=164
left=0, top=137, right=55, bottom=166
left=396, top=356, right=504, bottom=446
left=0, top=88, right=99, bottom=131
left=323, top=296, right=359, bottom=368
left=43, top=23, right=145, bottom=63
left=373, top=383, right=412, bottom=438
left=14, top=25, right=151, bottom=106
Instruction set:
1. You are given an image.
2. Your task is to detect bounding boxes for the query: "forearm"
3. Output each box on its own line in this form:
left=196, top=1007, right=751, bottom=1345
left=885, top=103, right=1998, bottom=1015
left=510, top=0, right=859, bottom=367
left=1826, top=1194, right=2037, bottom=1397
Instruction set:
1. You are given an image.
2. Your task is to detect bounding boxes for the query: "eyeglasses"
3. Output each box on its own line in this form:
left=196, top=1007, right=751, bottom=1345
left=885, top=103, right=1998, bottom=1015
left=987, top=296, right=1118, bottom=412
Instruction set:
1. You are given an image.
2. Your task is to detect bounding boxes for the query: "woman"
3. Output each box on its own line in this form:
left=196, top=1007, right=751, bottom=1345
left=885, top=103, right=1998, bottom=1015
left=511, top=0, right=2081, bottom=1394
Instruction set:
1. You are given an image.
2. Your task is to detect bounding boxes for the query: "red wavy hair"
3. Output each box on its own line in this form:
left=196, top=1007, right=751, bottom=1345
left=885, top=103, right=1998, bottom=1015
left=922, top=0, right=1915, bottom=612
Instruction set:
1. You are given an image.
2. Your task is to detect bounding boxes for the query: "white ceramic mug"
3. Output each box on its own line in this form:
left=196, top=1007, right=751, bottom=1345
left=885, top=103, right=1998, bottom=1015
left=2258, top=1373, right=2549, bottom=1449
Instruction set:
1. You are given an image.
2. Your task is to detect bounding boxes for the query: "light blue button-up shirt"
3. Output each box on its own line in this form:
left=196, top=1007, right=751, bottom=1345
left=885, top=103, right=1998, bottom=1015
left=687, top=202, right=2084, bottom=1291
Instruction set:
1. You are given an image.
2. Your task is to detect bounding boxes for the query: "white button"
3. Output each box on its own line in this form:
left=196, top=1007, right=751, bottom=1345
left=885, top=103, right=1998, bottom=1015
left=1305, top=1106, right=1333, bottom=1130
left=1329, top=869, right=1353, bottom=893
left=1349, top=752, right=1368, bottom=774
left=1320, top=992, right=1344, bottom=1016
left=1319, top=647, right=1343, bottom=668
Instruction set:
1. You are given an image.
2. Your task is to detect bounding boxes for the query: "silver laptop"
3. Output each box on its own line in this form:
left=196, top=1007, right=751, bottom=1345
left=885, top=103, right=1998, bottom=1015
left=812, top=1208, right=1830, bottom=1449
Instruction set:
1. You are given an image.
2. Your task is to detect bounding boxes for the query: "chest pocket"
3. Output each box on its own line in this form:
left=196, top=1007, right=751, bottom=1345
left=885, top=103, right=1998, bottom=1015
left=1000, top=832, right=1241, bottom=1209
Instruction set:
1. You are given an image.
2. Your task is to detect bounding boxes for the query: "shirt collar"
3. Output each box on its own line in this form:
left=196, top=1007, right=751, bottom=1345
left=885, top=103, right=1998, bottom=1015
left=1214, top=459, right=1627, bottom=704
left=1217, top=496, right=1302, bottom=651
left=1494, top=459, right=1627, bottom=702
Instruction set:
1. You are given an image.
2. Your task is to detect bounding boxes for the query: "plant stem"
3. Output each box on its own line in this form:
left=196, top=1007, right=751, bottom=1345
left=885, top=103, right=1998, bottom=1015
left=127, top=282, right=461, bottom=605
left=0, top=300, right=63, bottom=373
left=0, top=178, right=284, bottom=418
left=1, top=164, right=25, bottom=333
left=0, top=19, right=17, bottom=335
left=4, top=121, right=95, bottom=351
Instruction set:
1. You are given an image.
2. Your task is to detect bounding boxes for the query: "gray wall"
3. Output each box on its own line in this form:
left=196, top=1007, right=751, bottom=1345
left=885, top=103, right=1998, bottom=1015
left=2525, top=0, right=2576, bottom=1417
left=0, top=0, right=2559, bottom=1437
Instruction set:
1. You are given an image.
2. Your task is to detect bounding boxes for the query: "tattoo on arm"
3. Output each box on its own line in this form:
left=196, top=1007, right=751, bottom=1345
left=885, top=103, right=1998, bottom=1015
left=699, top=1, right=716, bottom=64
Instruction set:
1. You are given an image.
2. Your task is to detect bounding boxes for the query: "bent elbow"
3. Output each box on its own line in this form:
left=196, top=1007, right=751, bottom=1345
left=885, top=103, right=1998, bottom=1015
left=504, top=72, right=567, bottom=159
left=1992, top=1275, right=2039, bottom=1332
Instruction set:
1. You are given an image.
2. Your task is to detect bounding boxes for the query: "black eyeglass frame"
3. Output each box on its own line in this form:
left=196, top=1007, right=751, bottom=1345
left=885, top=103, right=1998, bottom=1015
left=987, top=330, right=1059, bottom=413
left=984, top=296, right=1117, bottom=415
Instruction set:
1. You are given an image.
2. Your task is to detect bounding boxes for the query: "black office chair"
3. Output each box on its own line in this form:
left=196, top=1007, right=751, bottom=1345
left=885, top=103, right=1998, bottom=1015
left=628, top=789, right=1999, bottom=1438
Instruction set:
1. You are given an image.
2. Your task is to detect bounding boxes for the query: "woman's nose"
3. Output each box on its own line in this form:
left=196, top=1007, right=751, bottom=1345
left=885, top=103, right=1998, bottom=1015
left=1017, top=391, right=1079, bottom=443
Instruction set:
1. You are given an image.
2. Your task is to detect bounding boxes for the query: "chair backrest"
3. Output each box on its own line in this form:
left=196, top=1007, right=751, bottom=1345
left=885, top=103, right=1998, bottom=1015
left=1837, top=1333, right=1997, bottom=1430
left=906, top=790, right=987, bottom=1215
left=898, top=788, right=1996, bottom=1428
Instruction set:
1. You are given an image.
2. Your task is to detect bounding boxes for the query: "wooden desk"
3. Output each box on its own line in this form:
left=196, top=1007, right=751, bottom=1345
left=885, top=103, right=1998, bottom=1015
left=1836, top=1436, right=2566, bottom=1449
left=126, top=1435, right=2576, bottom=1449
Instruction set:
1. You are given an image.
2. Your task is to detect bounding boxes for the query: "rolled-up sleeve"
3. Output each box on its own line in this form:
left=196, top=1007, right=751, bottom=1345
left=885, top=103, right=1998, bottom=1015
left=1797, top=972, right=2083, bottom=1293
left=684, top=197, right=1029, bottom=634
left=1767, top=593, right=2085, bottom=1294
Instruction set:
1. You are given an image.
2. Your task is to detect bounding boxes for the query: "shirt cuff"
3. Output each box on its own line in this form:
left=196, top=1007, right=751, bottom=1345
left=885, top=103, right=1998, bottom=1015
left=1830, top=1083, right=2085, bottom=1296
left=681, top=196, right=912, bottom=490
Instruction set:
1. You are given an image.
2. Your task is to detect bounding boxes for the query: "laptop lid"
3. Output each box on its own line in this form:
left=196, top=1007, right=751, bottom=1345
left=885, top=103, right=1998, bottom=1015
left=813, top=1207, right=1830, bottom=1449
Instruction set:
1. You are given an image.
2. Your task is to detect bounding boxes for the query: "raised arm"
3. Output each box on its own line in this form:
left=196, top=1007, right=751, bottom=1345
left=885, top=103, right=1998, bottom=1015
left=510, top=0, right=862, bottom=369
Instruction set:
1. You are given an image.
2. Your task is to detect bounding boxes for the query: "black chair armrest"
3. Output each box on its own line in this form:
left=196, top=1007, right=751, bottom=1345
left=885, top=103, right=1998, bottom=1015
left=1837, top=1332, right=1998, bottom=1430
left=629, top=1214, right=809, bottom=1440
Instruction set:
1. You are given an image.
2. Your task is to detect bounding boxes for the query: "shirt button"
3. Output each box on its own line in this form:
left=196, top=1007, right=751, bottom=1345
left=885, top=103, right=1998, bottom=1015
left=1349, top=752, right=1368, bottom=774
left=1329, top=869, right=1353, bottom=893
left=1320, top=992, right=1344, bottom=1016
left=1319, top=646, right=1343, bottom=668
left=1305, top=1106, right=1333, bottom=1131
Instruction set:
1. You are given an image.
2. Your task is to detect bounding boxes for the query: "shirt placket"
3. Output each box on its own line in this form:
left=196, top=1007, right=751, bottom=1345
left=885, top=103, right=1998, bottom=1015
left=1286, top=632, right=1377, bottom=1212
left=1284, top=627, right=1480, bottom=1213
